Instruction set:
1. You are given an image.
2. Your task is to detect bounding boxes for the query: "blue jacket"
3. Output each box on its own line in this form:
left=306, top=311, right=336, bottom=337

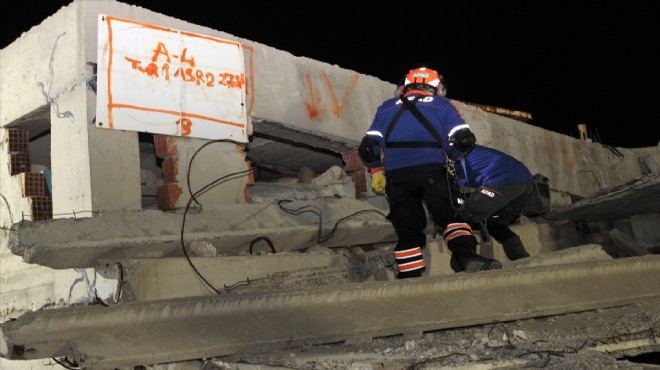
left=455, top=145, right=532, bottom=188
left=362, top=94, right=469, bottom=172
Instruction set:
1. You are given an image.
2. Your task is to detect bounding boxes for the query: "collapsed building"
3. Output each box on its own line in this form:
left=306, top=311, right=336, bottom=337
left=1, top=1, right=659, bottom=369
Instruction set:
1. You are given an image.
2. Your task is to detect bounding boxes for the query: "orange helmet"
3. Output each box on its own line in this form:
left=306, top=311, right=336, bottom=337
left=400, top=67, right=447, bottom=97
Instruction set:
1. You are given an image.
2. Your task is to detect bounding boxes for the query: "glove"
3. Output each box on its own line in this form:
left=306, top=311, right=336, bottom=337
left=371, top=168, right=386, bottom=194
left=450, top=128, right=476, bottom=152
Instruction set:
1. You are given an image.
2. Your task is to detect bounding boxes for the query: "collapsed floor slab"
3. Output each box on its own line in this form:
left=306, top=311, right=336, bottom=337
left=544, top=172, right=660, bottom=221
left=219, top=297, right=660, bottom=369
left=2, top=253, right=659, bottom=369
left=8, top=198, right=396, bottom=269
left=95, top=253, right=352, bottom=303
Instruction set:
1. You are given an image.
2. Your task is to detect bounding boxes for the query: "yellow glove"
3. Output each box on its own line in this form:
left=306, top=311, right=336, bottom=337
left=371, top=169, right=386, bottom=194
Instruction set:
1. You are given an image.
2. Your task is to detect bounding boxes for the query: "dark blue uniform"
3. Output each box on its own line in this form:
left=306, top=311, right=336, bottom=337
left=453, top=145, right=534, bottom=259
left=360, top=93, right=500, bottom=276
left=363, top=94, right=468, bottom=171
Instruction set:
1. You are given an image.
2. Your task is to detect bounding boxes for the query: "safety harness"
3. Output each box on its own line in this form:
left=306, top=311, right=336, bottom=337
left=383, top=95, right=468, bottom=211
left=383, top=96, right=443, bottom=149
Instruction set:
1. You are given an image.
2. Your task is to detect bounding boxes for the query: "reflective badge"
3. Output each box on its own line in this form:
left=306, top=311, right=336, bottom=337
left=480, top=188, right=495, bottom=198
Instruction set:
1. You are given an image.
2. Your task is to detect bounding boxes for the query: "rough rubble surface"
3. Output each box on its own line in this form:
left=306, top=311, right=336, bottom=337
left=203, top=299, right=660, bottom=370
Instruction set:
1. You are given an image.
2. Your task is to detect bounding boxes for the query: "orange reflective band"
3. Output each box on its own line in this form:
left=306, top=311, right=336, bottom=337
left=398, top=259, right=426, bottom=272
left=394, top=247, right=423, bottom=259
left=444, top=223, right=472, bottom=233
left=444, top=230, right=472, bottom=243
left=443, top=223, right=473, bottom=242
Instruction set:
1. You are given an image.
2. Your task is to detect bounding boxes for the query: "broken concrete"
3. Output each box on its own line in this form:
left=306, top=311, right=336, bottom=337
left=1, top=2, right=660, bottom=370
left=95, top=252, right=351, bottom=303
left=544, top=172, right=660, bottom=222
left=2, top=250, right=659, bottom=369
left=9, top=198, right=395, bottom=269
left=219, top=297, right=660, bottom=369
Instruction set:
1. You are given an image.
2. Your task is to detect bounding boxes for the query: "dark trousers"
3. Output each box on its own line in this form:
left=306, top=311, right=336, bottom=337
left=465, top=179, right=534, bottom=242
left=386, top=164, right=477, bottom=256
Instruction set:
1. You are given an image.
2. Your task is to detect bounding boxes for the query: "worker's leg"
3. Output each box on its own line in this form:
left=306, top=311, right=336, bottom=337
left=385, top=173, right=428, bottom=279
left=488, top=190, right=531, bottom=261
left=502, top=234, right=530, bottom=260
left=489, top=222, right=530, bottom=260
left=422, top=169, right=501, bottom=273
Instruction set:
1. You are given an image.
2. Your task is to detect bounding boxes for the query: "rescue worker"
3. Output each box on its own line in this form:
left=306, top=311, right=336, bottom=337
left=451, top=144, right=533, bottom=262
left=358, top=67, right=502, bottom=278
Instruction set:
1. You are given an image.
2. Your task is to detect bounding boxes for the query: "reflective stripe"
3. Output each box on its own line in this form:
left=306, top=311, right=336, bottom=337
left=444, top=230, right=472, bottom=242
left=443, top=223, right=473, bottom=243
left=444, top=223, right=473, bottom=232
left=395, top=246, right=425, bottom=272
left=366, top=130, right=383, bottom=138
left=395, top=247, right=423, bottom=259
left=448, top=124, right=471, bottom=138
left=398, top=259, right=426, bottom=272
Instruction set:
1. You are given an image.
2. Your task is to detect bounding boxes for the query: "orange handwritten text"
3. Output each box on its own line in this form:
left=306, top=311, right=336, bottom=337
left=301, top=72, right=328, bottom=120
left=124, top=42, right=244, bottom=89
left=323, top=71, right=358, bottom=117
left=176, top=117, right=192, bottom=136
left=300, top=71, right=359, bottom=120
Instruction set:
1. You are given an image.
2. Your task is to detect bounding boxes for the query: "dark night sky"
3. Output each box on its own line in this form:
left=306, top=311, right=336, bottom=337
left=2, top=1, right=659, bottom=148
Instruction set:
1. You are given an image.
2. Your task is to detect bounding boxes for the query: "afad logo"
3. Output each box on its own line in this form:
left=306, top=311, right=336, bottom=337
left=480, top=188, right=495, bottom=198
left=412, top=72, right=430, bottom=79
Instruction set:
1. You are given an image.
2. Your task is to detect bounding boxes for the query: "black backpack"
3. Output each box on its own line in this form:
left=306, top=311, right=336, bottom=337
left=522, top=173, right=552, bottom=217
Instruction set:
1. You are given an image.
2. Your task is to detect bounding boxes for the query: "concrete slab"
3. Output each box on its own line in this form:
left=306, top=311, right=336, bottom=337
left=219, top=297, right=660, bottom=369
left=3, top=253, right=659, bottom=369
left=544, top=172, right=660, bottom=221
left=9, top=198, right=396, bottom=269
left=95, top=253, right=350, bottom=303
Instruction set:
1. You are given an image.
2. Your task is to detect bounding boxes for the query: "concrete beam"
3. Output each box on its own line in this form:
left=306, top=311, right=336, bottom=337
left=544, top=172, right=660, bottom=221
left=9, top=198, right=395, bottom=269
left=95, top=253, right=351, bottom=303
left=2, top=254, right=659, bottom=369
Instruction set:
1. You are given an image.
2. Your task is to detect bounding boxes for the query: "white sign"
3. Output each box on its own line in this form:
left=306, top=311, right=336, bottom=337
left=96, top=15, right=247, bottom=142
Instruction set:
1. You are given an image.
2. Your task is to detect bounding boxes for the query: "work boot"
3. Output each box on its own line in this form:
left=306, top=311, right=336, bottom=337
left=452, top=251, right=502, bottom=273
left=449, top=254, right=463, bottom=273
left=502, top=235, right=530, bottom=261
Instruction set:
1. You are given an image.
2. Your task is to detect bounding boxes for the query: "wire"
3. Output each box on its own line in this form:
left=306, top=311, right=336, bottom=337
left=185, top=138, right=249, bottom=208
left=249, top=236, right=276, bottom=254
left=0, top=192, right=15, bottom=224
left=179, top=139, right=381, bottom=292
left=179, top=138, right=259, bottom=295
left=180, top=188, right=225, bottom=295
left=277, top=199, right=323, bottom=244
left=318, top=209, right=387, bottom=244
left=51, top=356, right=84, bottom=369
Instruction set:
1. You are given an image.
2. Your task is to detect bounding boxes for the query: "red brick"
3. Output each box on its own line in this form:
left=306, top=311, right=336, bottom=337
left=8, top=129, right=29, bottom=153
left=10, top=153, right=31, bottom=175
left=157, top=183, right=182, bottom=211
left=21, top=173, right=45, bottom=197
left=161, top=156, right=178, bottom=183
left=30, top=196, right=52, bottom=221
left=350, top=170, right=368, bottom=200
left=153, top=135, right=177, bottom=158
left=342, top=149, right=365, bottom=173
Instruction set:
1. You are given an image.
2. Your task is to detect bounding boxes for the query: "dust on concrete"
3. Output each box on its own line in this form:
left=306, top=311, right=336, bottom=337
left=211, top=299, right=660, bottom=369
